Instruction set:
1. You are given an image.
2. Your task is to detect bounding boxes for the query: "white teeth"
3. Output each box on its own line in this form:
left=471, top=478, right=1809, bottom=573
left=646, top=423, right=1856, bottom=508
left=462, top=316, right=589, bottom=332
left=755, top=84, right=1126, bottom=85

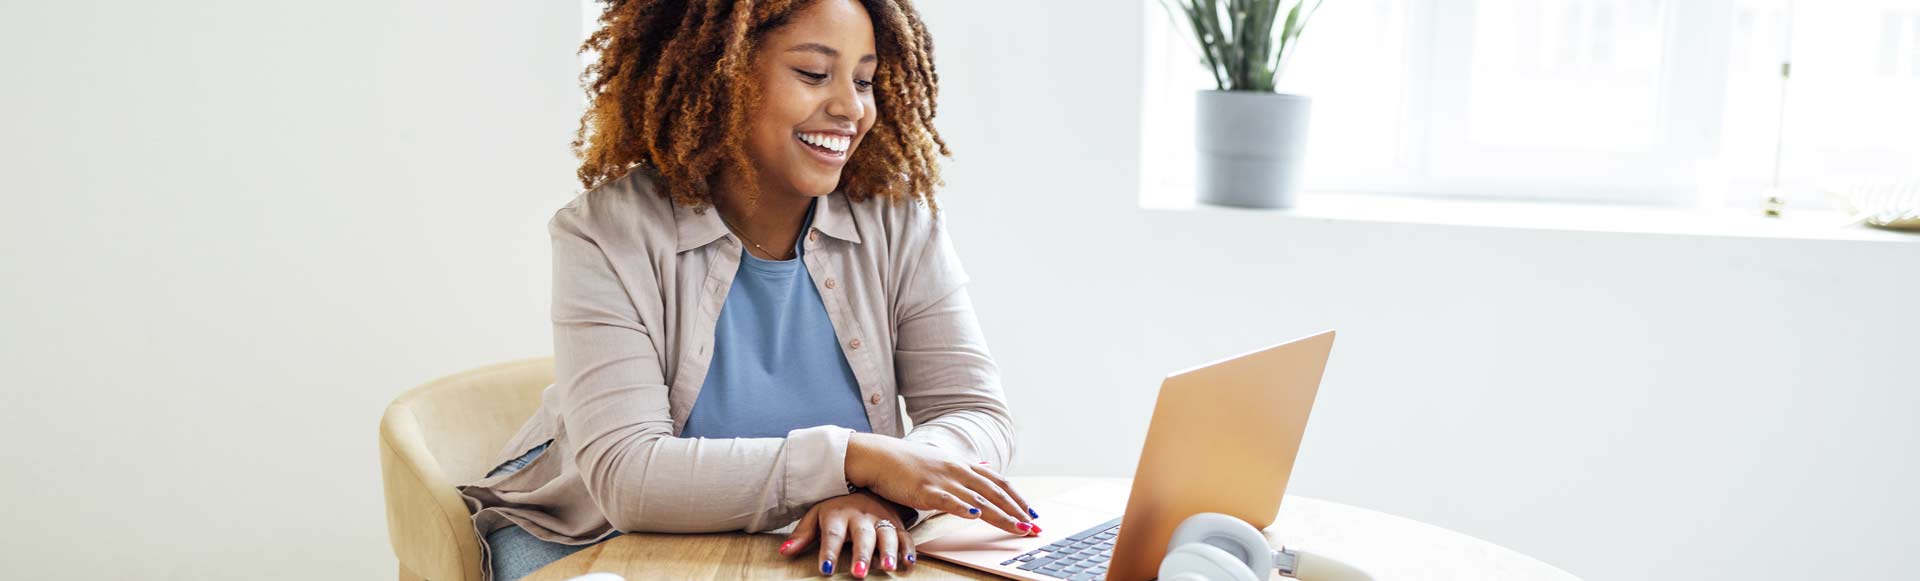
left=799, top=132, right=849, bottom=154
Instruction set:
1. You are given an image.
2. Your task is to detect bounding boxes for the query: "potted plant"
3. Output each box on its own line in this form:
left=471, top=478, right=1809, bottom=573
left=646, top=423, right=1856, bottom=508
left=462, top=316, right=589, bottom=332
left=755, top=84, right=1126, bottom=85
left=1161, top=0, right=1324, bottom=208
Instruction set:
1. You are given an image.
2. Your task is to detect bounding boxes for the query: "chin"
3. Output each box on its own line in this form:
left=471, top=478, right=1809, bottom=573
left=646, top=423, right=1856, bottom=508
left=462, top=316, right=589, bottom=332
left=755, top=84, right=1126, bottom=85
left=794, top=174, right=842, bottom=197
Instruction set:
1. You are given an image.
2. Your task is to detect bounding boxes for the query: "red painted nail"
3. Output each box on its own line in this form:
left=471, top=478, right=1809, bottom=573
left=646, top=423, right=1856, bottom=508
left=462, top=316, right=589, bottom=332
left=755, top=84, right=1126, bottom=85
left=1016, top=522, right=1032, bottom=532
left=853, top=559, right=869, bottom=578
left=1029, top=524, right=1044, bottom=536
left=779, top=539, right=795, bottom=554
left=883, top=555, right=896, bottom=570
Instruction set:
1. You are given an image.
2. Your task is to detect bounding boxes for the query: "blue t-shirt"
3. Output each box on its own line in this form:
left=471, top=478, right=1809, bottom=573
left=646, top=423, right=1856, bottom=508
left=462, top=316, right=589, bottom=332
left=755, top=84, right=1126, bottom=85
left=680, top=200, right=873, bottom=439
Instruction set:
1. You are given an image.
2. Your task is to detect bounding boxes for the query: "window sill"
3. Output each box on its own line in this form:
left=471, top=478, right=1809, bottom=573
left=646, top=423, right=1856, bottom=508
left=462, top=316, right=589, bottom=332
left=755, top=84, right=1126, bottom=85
left=1144, top=192, right=1920, bottom=244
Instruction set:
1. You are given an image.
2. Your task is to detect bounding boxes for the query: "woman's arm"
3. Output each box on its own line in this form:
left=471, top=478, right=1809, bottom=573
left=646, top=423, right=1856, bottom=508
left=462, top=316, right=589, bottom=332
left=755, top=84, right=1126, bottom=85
left=894, top=284, right=1013, bottom=468
left=844, top=203, right=1037, bottom=536
left=891, top=201, right=1014, bottom=467
left=548, top=206, right=852, bottom=534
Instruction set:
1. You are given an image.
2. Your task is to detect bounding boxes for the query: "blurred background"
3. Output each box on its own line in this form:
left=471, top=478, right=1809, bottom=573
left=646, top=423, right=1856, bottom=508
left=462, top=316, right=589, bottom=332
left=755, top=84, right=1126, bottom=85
left=3, top=1, right=1916, bottom=579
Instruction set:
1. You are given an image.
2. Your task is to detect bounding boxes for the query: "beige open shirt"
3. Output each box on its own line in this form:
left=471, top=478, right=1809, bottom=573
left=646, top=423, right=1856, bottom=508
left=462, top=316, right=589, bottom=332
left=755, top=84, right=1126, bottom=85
left=457, top=171, right=1015, bottom=572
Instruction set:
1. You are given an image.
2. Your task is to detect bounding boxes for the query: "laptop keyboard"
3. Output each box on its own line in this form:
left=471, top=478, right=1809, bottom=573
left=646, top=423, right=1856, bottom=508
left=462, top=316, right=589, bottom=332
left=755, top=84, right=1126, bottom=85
left=998, top=516, right=1122, bottom=580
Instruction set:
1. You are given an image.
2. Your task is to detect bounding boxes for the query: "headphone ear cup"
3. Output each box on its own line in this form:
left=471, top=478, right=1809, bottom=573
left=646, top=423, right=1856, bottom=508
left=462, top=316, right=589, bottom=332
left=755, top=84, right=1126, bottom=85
left=1159, top=543, right=1262, bottom=581
left=1161, top=513, right=1274, bottom=581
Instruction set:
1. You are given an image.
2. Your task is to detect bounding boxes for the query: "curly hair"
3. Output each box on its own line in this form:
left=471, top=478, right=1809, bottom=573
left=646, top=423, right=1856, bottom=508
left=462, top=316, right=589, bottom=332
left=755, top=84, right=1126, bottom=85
left=572, top=0, right=949, bottom=209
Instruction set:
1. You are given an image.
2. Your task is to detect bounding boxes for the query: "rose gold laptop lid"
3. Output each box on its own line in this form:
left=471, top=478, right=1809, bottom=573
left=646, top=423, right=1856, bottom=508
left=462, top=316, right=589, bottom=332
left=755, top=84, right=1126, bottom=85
left=1104, top=330, right=1335, bottom=581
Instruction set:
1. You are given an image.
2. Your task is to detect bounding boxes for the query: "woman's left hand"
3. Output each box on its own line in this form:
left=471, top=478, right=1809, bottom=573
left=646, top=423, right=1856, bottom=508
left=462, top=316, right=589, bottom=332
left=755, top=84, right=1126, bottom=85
left=779, top=490, right=917, bottom=578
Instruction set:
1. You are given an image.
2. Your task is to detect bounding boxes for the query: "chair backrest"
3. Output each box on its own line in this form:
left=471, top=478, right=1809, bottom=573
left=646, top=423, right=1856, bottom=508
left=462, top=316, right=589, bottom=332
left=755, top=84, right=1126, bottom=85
left=380, top=357, right=553, bottom=581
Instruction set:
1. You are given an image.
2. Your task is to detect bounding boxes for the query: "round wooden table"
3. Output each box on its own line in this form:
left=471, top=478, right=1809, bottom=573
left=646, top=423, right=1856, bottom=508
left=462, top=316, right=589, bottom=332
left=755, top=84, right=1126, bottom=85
left=525, top=477, right=1577, bottom=581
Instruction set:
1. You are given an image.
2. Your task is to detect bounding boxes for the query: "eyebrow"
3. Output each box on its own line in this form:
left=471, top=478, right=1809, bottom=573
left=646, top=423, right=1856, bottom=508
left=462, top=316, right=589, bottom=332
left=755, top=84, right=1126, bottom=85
left=785, top=42, right=877, bottom=64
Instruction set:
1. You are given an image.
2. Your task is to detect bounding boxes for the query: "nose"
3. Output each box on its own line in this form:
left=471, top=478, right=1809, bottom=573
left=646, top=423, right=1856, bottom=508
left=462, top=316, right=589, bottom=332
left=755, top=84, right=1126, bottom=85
left=824, top=78, right=864, bottom=122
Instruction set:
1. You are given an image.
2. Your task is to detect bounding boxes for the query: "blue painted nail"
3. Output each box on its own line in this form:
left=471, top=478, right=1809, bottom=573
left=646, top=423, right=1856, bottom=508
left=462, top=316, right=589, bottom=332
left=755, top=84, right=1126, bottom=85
left=822, top=559, right=834, bottom=575
left=967, top=507, right=980, bottom=516
left=908, top=554, right=917, bottom=565
left=1027, top=507, right=1039, bottom=519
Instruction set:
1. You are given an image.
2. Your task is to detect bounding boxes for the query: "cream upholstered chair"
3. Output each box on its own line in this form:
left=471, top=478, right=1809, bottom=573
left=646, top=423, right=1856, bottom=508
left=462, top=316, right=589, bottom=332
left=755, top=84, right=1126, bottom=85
left=380, top=357, right=553, bottom=581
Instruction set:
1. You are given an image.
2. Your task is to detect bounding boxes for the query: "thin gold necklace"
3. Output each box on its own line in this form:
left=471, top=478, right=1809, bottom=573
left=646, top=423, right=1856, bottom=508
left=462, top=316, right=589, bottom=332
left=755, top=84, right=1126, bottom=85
left=716, top=210, right=794, bottom=261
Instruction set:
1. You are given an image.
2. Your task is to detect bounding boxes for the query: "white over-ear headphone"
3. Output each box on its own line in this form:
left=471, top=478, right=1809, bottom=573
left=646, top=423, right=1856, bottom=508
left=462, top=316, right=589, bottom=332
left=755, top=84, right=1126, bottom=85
left=1158, top=513, right=1373, bottom=581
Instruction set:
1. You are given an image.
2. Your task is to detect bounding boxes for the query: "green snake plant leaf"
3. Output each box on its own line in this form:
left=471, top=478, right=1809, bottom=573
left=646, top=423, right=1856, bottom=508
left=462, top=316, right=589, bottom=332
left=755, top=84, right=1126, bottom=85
left=1160, top=0, right=1324, bottom=92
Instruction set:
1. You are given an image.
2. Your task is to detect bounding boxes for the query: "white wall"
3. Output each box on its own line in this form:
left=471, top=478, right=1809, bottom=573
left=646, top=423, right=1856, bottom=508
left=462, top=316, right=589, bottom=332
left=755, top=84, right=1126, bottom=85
left=3, top=2, right=1916, bottom=580
left=2, top=2, right=578, bottom=579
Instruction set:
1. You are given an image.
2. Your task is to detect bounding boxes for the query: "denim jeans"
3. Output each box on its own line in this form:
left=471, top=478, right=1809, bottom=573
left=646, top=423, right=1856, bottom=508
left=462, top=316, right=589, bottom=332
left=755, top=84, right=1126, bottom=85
left=483, top=441, right=622, bottom=580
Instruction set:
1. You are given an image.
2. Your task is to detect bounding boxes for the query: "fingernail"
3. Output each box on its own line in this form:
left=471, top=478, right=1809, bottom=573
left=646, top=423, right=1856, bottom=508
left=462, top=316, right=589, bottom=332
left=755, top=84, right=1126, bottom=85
left=1016, top=522, right=1032, bottom=532
left=821, top=559, right=834, bottom=575
left=908, top=553, right=918, bottom=566
left=1027, top=507, right=1039, bottom=519
left=1029, top=524, right=1044, bottom=536
left=853, top=560, right=869, bottom=578
left=978, top=461, right=990, bottom=464
left=967, top=506, right=980, bottom=516
left=780, top=540, right=794, bottom=554
left=883, top=555, right=896, bottom=570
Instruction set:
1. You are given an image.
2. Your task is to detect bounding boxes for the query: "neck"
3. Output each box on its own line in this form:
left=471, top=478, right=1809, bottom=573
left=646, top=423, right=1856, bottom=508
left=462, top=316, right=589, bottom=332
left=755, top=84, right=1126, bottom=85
left=713, top=175, right=814, bottom=259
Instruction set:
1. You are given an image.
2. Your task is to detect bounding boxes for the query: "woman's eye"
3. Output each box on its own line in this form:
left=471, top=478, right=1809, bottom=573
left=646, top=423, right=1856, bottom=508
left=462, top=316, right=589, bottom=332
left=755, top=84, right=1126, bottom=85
left=794, top=69, right=828, bottom=83
left=855, top=79, right=874, bottom=92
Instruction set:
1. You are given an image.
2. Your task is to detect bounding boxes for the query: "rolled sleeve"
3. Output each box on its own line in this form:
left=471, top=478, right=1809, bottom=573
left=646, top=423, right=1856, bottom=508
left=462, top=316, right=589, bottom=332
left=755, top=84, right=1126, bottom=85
left=783, top=425, right=855, bottom=506
left=891, top=206, right=1016, bottom=473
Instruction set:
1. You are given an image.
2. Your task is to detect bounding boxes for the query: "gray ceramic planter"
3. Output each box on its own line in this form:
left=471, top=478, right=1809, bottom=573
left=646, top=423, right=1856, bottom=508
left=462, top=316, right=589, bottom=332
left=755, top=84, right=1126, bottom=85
left=1195, top=90, right=1312, bottom=209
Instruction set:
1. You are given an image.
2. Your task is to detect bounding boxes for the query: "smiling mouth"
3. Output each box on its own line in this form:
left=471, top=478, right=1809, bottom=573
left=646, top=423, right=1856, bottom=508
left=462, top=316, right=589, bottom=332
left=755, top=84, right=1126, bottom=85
left=795, top=131, right=851, bottom=158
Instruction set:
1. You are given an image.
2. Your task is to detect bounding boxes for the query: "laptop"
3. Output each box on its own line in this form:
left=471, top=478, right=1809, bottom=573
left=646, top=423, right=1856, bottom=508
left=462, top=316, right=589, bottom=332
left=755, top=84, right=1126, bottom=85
left=918, top=330, right=1335, bottom=581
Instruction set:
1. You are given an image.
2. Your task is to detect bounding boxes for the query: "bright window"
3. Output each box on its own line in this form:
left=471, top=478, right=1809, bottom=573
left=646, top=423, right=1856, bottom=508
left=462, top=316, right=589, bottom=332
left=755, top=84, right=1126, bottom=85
left=1140, top=0, right=1920, bottom=209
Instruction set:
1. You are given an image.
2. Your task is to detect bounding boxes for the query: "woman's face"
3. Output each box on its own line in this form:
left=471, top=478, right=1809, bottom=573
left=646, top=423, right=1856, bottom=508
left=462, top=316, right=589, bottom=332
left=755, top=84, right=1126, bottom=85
left=745, top=0, right=879, bottom=200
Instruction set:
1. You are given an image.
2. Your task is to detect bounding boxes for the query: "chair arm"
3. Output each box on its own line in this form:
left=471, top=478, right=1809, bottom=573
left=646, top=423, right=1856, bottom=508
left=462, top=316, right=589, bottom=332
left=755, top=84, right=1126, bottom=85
left=380, top=404, right=485, bottom=581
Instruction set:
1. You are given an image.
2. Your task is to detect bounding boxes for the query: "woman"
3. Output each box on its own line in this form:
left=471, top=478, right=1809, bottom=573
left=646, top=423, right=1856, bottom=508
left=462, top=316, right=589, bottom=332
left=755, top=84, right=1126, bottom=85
left=457, top=0, right=1035, bottom=579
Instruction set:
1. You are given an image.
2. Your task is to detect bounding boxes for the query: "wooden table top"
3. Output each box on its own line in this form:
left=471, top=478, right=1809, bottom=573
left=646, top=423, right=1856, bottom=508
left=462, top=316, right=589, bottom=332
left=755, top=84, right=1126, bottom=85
left=525, top=476, right=1578, bottom=581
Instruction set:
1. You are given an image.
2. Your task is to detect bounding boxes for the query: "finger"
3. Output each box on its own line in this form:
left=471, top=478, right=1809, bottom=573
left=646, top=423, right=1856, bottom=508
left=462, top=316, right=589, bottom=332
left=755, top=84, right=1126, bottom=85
left=972, top=463, right=1038, bottom=521
left=876, top=520, right=901, bottom=572
left=897, top=526, right=919, bottom=569
left=949, top=484, right=1027, bottom=536
left=782, top=504, right=821, bottom=558
left=818, top=515, right=848, bottom=577
left=850, top=514, right=877, bottom=579
left=926, top=487, right=980, bottom=518
left=960, top=469, right=1035, bottom=535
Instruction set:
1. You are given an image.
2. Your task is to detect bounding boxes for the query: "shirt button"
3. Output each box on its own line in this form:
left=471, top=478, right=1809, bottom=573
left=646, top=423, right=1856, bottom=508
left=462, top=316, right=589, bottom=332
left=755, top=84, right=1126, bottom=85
left=868, top=393, right=881, bottom=405
left=849, top=338, right=862, bottom=350
left=824, top=278, right=837, bottom=289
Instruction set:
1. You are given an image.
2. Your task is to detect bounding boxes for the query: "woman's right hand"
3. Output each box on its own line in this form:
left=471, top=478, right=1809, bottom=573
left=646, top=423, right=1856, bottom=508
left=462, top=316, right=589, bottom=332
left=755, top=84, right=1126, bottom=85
left=844, top=433, right=1040, bottom=537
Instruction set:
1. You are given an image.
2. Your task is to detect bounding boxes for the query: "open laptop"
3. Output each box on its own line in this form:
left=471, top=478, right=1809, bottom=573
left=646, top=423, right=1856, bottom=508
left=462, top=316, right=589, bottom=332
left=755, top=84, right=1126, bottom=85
left=918, top=330, right=1335, bottom=581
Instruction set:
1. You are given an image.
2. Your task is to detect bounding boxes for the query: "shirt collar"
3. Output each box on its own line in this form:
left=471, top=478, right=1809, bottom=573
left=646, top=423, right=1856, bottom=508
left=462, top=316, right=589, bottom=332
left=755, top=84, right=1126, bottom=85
left=672, top=201, right=730, bottom=253
left=810, top=191, right=862, bottom=245
left=673, top=190, right=863, bottom=253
